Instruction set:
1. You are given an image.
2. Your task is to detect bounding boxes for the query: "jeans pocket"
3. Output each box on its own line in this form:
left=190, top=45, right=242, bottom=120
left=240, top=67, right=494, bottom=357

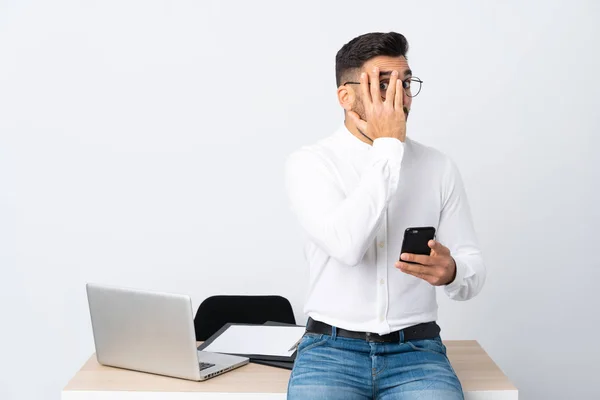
left=297, top=333, right=328, bottom=355
left=406, top=336, right=447, bottom=355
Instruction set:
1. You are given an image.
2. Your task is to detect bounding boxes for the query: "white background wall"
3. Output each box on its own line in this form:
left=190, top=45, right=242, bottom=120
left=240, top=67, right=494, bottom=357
left=1, top=0, right=599, bottom=399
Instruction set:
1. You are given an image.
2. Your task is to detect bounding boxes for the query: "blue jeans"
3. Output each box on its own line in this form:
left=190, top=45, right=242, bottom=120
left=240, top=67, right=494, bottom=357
left=287, top=327, right=463, bottom=400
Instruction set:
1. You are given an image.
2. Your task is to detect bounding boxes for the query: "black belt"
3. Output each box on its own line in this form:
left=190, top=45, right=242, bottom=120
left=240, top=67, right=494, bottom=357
left=306, top=317, right=441, bottom=343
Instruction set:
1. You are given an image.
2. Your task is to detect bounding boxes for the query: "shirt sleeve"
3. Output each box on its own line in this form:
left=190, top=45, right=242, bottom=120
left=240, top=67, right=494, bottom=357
left=284, top=138, right=405, bottom=266
left=437, top=157, right=487, bottom=300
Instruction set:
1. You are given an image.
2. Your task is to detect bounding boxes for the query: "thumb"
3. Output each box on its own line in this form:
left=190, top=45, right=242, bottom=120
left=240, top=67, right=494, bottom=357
left=347, top=111, right=368, bottom=134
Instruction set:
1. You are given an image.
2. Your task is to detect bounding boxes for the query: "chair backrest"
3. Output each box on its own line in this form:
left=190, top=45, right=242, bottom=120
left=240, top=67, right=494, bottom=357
left=193, top=295, right=296, bottom=341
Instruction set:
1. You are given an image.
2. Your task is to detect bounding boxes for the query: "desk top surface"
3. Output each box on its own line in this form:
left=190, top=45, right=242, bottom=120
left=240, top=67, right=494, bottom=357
left=64, top=340, right=516, bottom=394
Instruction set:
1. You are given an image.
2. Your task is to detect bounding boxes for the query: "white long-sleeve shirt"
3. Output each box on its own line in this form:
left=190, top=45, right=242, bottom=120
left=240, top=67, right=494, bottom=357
left=284, top=123, right=486, bottom=335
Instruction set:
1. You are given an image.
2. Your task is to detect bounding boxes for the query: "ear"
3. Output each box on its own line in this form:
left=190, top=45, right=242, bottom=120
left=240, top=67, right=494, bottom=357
left=337, top=85, right=353, bottom=111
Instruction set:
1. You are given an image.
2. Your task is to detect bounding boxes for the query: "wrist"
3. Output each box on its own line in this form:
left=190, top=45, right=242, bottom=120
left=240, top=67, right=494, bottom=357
left=445, top=258, right=457, bottom=285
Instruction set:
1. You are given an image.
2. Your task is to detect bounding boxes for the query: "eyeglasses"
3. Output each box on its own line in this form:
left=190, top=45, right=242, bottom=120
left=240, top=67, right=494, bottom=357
left=343, top=77, right=423, bottom=99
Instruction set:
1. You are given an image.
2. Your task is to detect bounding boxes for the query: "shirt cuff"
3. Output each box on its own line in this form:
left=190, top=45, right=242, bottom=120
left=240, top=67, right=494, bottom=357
left=371, top=137, right=404, bottom=168
left=444, top=257, right=470, bottom=294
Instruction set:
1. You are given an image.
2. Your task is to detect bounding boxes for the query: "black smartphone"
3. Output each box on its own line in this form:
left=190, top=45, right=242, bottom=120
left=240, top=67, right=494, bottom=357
left=399, top=227, right=436, bottom=263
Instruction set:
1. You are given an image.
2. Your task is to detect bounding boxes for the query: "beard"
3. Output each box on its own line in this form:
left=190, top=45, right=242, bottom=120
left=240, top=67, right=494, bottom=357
left=351, top=97, right=410, bottom=121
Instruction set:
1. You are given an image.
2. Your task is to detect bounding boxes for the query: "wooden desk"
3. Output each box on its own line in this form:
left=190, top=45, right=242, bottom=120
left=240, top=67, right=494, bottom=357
left=62, top=340, right=517, bottom=400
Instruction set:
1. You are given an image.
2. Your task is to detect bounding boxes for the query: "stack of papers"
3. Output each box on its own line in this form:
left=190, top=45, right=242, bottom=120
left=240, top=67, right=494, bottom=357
left=198, top=322, right=306, bottom=366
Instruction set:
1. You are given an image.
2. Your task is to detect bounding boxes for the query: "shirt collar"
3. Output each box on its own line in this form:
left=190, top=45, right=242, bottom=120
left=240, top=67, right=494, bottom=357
left=336, top=123, right=372, bottom=150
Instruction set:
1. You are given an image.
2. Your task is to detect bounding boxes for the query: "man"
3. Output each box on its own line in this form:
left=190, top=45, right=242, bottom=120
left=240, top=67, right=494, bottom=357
left=284, top=32, right=486, bottom=400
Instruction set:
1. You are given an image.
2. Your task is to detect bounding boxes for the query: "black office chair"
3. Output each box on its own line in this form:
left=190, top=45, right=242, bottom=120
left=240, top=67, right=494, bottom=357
left=193, top=295, right=296, bottom=341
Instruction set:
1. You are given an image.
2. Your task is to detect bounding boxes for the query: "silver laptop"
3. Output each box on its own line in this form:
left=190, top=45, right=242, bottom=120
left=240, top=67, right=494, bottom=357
left=86, top=283, right=249, bottom=381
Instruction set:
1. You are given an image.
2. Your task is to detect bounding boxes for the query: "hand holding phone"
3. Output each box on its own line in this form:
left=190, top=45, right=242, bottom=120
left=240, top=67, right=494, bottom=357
left=399, top=227, right=436, bottom=264
left=397, top=226, right=457, bottom=286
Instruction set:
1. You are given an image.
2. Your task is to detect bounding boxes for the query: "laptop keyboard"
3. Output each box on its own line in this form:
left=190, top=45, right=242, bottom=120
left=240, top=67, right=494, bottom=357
left=199, top=362, right=215, bottom=371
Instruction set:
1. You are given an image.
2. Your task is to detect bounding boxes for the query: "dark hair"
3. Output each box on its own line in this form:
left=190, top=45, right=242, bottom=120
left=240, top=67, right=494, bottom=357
left=335, top=32, right=409, bottom=86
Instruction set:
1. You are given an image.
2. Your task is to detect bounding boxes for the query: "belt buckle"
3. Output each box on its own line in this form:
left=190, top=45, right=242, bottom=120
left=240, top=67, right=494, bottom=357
left=365, top=332, right=385, bottom=343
